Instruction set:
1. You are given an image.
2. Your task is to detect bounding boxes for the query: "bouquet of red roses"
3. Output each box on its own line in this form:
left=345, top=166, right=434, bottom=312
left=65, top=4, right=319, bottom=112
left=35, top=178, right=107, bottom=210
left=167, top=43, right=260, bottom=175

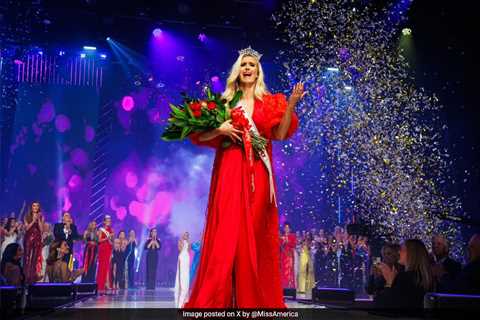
left=161, top=87, right=267, bottom=153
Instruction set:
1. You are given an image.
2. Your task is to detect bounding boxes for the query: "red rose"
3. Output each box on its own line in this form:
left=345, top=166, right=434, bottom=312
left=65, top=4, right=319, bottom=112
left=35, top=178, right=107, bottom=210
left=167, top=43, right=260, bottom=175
left=192, top=110, right=202, bottom=118
left=189, top=102, right=201, bottom=112
left=207, top=101, right=217, bottom=110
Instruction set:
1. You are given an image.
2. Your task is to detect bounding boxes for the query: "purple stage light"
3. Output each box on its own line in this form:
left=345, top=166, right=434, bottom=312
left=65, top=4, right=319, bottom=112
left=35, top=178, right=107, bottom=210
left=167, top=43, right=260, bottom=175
left=198, top=33, right=207, bottom=42
left=68, top=174, right=83, bottom=190
left=14, top=59, right=23, bottom=65
left=116, top=207, right=127, bottom=221
left=85, top=126, right=95, bottom=142
left=211, top=76, right=219, bottom=82
left=71, top=148, right=89, bottom=168
left=121, top=96, right=135, bottom=111
left=38, top=101, right=56, bottom=124
left=125, top=171, right=138, bottom=189
left=152, top=28, right=162, bottom=37
left=55, top=115, right=71, bottom=133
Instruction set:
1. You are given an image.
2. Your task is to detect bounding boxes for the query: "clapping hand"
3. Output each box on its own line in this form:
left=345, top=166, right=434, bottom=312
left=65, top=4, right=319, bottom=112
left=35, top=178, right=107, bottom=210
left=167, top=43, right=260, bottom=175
left=378, top=262, right=398, bottom=287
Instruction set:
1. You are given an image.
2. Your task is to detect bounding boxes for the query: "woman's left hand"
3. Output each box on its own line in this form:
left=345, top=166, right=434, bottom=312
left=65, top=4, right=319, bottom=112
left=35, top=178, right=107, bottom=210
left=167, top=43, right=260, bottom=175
left=378, top=262, right=398, bottom=286
left=288, top=82, right=307, bottom=106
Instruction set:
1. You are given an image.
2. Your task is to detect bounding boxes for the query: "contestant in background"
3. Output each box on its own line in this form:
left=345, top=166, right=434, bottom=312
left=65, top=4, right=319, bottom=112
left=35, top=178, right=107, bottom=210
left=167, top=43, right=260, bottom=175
left=144, top=228, right=161, bottom=290
left=297, top=235, right=315, bottom=297
left=40, top=223, right=54, bottom=281
left=126, top=229, right=137, bottom=288
left=82, top=220, right=98, bottom=283
left=96, top=215, right=114, bottom=293
left=23, top=202, right=44, bottom=284
left=0, top=217, right=19, bottom=260
left=280, top=223, right=297, bottom=289
left=174, top=232, right=191, bottom=308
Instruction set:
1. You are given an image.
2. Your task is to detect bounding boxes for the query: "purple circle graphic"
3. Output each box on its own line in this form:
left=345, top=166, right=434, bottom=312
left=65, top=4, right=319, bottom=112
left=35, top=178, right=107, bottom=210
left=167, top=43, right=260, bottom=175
left=125, top=171, right=138, bottom=189
left=55, top=115, right=71, bottom=133
left=38, top=101, right=56, bottom=123
left=70, top=148, right=89, bottom=168
left=122, top=96, right=135, bottom=111
left=85, top=126, right=95, bottom=142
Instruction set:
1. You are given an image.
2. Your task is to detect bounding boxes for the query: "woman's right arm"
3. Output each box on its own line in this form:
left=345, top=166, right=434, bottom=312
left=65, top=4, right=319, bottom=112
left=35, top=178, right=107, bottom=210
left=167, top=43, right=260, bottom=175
left=190, top=120, right=242, bottom=147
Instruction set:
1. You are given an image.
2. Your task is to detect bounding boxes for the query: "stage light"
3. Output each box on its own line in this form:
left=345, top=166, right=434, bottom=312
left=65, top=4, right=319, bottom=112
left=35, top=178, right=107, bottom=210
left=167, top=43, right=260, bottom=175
left=344, top=86, right=352, bottom=91
left=80, top=53, right=86, bottom=58
left=106, top=37, right=111, bottom=41
left=327, top=67, right=339, bottom=72
left=83, top=46, right=97, bottom=51
left=198, top=33, right=207, bottom=42
left=100, top=54, right=107, bottom=59
left=58, top=50, right=66, bottom=56
left=402, top=28, right=412, bottom=36
left=152, top=28, right=162, bottom=37
left=38, top=51, right=44, bottom=55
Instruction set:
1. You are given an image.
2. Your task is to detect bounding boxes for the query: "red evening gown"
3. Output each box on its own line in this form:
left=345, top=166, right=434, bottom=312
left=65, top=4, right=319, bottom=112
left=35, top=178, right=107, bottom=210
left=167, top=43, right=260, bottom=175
left=280, top=233, right=297, bottom=288
left=96, top=226, right=113, bottom=291
left=24, top=221, right=43, bottom=284
left=184, top=93, right=298, bottom=308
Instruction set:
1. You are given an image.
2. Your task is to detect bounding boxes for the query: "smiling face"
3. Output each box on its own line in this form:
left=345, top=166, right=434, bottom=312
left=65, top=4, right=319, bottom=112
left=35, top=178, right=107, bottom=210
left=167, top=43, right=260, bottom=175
left=32, top=202, right=40, bottom=214
left=238, top=55, right=258, bottom=85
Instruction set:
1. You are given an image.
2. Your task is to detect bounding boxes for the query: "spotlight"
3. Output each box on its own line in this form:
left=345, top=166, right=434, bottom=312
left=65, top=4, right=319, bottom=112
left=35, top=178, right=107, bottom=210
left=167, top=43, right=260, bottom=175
left=80, top=53, right=86, bottom=58
left=83, top=46, right=97, bottom=51
left=38, top=51, right=44, bottom=55
left=106, top=37, right=111, bottom=41
left=58, top=50, right=66, bottom=56
left=402, top=28, right=412, bottom=36
left=198, top=33, right=207, bottom=42
left=100, top=54, right=107, bottom=59
left=152, top=28, right=162, bottom=37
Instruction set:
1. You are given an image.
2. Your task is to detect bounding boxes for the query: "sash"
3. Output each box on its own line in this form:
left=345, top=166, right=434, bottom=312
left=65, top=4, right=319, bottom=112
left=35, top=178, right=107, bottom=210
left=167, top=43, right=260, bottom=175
left=99, top=227, right=111, bottom=241
left=235, top=104, right=277, bottom=206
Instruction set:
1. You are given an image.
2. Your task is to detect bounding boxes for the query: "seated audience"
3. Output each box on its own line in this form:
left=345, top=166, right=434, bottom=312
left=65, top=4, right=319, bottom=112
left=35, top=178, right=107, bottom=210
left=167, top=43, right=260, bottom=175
left=431, top=234, right=461, bottom=292
left=366, top=243, right=403, bottom=297
left=451, top=234, right=480, bottom=294
left=0, top=243, right=25, bottom=286
left=45, top=240, right=83, bottom=282
left=375, top=239, right=433, bottom=310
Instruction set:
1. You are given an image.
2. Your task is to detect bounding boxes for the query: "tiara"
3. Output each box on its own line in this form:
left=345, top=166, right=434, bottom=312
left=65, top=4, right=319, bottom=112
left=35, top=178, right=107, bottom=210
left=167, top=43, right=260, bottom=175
left=238, top=46, right=262, bottom=60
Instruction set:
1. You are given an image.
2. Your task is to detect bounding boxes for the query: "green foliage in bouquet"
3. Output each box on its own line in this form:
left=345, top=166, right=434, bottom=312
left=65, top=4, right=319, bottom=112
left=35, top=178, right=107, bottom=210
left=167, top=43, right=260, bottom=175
left=161, top=88, right=242, bottom=141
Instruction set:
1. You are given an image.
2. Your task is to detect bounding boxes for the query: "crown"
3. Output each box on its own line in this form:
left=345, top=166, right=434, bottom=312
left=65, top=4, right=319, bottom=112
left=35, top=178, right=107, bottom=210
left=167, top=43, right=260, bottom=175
left=238, top=46, right=262, bottom=60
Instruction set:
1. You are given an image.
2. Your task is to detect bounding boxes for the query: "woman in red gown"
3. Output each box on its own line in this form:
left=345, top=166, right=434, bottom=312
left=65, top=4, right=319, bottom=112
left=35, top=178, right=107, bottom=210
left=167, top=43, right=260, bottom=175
left=96, top=215, right=114, bottom=292
left=184, top=47, right=305, bottom=308
left=24, top=201, right=44, bottom=284
left=280, top=222, right=297, bottom=289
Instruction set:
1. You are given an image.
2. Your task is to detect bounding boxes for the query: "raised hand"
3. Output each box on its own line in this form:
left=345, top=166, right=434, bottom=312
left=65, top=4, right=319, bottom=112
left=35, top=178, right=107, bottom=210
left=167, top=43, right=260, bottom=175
left=288, top=82, right=307, bottom=106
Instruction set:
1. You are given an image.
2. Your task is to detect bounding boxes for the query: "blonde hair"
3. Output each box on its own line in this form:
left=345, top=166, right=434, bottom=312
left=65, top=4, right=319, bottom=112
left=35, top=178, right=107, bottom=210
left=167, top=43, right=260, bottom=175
left=222, top=54, right=269, bottom=103
left=405, top=239, right=434, bottom=291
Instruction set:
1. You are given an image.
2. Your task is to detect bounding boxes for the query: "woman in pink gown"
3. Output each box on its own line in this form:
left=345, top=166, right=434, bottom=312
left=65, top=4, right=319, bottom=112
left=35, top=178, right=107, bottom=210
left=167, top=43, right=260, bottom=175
left=184, top=47, right=305, bottom=308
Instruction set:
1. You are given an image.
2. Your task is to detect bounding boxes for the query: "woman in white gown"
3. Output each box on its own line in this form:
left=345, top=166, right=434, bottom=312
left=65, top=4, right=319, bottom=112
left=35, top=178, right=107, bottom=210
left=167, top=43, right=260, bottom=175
left=0, top=218, right=19, bottom=260
left=174, top=232, right=190, bottom=308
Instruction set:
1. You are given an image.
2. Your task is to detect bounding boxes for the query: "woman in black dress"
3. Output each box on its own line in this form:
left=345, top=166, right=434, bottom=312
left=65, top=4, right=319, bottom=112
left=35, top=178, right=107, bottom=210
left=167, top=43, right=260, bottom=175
left=376, top=239, right=434, bottom=312
left=126, top=229, right=137, bottom=288
left=144, top=228, right=161, bottom=290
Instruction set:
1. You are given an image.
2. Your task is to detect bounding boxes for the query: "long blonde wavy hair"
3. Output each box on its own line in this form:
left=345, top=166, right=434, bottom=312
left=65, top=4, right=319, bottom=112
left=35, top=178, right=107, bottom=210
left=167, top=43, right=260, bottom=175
left=404, top=239, right=434, bottom=291
left=222, top=53, right=269, bottom=103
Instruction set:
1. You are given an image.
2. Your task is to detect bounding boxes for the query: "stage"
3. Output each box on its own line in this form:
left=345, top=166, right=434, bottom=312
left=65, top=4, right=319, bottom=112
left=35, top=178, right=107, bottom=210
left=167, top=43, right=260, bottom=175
left=72, top=288, right=323, bottom=309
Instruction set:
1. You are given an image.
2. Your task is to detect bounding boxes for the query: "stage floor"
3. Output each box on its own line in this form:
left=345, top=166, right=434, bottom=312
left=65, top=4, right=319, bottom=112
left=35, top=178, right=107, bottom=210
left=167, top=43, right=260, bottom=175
left=72, top=287, right=324, bottom=308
